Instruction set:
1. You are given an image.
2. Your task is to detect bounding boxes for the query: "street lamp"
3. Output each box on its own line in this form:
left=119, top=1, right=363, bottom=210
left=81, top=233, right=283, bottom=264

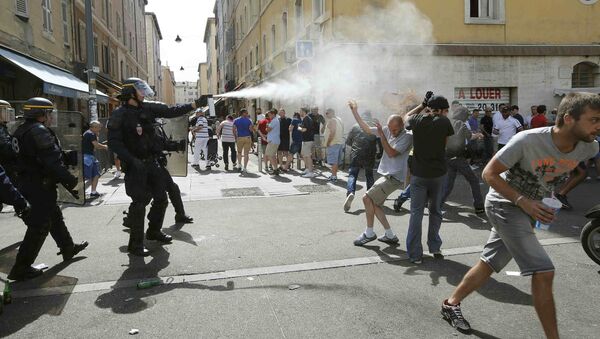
left=180, top=66, right=185, bottom=71
left=175, top=35, right=182, bottom=43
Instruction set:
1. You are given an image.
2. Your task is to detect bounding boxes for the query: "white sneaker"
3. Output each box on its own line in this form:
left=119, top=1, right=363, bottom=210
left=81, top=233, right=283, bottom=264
left=113, top=170, right=121, bottom=179
left=302, top=171, right=317, bottom=178
left=344, top=193, right=354, bottom=212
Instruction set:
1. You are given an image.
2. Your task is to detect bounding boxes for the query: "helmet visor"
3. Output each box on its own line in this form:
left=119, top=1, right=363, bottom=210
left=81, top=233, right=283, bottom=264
left=46, top=109, right=58, bottom=128
left=0, top=107, right=15, bottom=123
left=133, top=80, right=155, bottom=98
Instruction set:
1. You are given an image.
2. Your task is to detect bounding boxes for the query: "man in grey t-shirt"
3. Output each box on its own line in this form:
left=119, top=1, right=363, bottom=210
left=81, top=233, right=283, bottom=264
left=440, top=93, right=600, bottom=337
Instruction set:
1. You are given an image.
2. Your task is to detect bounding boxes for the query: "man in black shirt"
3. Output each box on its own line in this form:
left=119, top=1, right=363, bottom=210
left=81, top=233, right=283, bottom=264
left=403, top=92, right=454, bottom=264
left=511, top=105, right=525, bottom=128
left=480, top=107, right=494, bottom=161
left=298, top=108, right=316, bottom=177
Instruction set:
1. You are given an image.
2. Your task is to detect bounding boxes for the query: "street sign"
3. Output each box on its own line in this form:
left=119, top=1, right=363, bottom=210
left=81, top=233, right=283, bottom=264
left=296, top=40, right=314, bottom=59
left=297, top=59, right=312, bottom=75
left=454, top=87, right=510, bottom=111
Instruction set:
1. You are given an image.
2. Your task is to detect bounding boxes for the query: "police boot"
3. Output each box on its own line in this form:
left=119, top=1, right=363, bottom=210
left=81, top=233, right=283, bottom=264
left=175, top=214, right=194, bottom=223
left=127, top=204, right=149, bottom=256
left=7, top=265, right=43, bottom=281
left=146, top=231, right=172, bottom=244
left=8, top=228, right=47, bottom=281
left=57, top=241, right=89, bottom=261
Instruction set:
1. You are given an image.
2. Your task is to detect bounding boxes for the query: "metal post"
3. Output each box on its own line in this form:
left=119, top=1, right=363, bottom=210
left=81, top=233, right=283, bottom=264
left=85, top=0, right=97, bottom=122
left=257, top=136, right=263, bottom=172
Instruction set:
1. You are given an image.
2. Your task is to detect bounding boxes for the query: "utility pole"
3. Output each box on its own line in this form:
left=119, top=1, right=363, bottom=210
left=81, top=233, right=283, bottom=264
left=85, top=0, right=98, bottom=121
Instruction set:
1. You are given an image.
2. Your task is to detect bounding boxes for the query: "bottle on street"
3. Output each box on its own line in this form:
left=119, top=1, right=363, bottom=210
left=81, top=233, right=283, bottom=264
left=136, top=278, right=162, bottom=289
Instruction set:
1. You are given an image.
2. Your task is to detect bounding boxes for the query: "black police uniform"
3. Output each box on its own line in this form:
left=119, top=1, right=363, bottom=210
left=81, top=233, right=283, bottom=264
left=0, top=164, right=27, bottom=212
left=0, top=122, right=18, bottom=212
left=107, top=101, right=192, bottom=255
left=9, top=117, right=88, bottom=280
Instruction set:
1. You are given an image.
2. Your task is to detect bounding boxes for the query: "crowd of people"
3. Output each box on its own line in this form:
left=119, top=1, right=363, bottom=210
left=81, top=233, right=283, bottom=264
left=2, top=82, right=600, bottom=339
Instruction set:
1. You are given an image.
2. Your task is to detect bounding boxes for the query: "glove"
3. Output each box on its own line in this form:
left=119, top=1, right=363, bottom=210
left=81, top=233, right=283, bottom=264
left=194, top=94, right=212, bottom=108
left=14, top=200, right=31, bottom=219
left=62, top=150, right=78, bottom=167
left=422, top=91, right=434, bottom=107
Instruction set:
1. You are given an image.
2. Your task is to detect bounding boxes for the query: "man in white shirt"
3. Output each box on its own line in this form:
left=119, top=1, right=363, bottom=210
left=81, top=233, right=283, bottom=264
left=191, top=109, right=210, bottom=169
left=493, top=106, right=523, bottom=150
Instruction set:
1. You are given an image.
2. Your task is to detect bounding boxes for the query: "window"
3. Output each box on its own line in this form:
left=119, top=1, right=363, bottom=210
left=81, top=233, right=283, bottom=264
left=77, top=21, right=86, bottom=61
left=255, top=45, right=259, bottom=65
left=102, top=44, right=109, bottom=73
left=295, top=0, right=304, bottom=35
left=107, top=0, right=112, bottom=29
left=120, top=60, right=124, bottom=79
left=244, top=6, right=248, bottom=32
left=110, top=52, right=116, bottom=76
left=572, top=62, right=600, bottom=88
left=312, top=0, right=324, bottom=19
left=102, top=0, right=108, bottom=22
left=262, top=34, right=267, bottom=60
left=245, top=56, right=248, bottom=74
left=42, top=0, right=52, bottom=33
left=93, top=36, right=99, bottom=66
left=282, top=12, right=288, bottom=44
left=465, top=0, right=505, bottom=24
left=15, top=0, right=29, bottom=19
left=249, top=51, right=253, bottom=69
left=129, top=32, right=133, bottom=52
left=271, top=25, right=276, bottom=54
left=61, top=1, right=69, bottom=45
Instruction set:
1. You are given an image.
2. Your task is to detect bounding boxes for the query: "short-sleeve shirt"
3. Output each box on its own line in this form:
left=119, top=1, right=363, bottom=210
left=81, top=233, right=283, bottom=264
left=530, top=114, right=548, bottom=129
left=487, top=127, right=599, bottom=203
left=409, top=113, right=454, bottom=178
left=301, top=115, right=314, bottom=142
left=372, top=127, right=413, bottom=181
left=467, top=116, right=479, bottom=132
left=195, top=116, right=209, bottom=138
left=267, top=116, right=281, bottom=144
left=481, top=115, right=494, bottom=134
left=280, top=117, right=291, bottom=142
left=258, top=118, right=270, bottom=145
left=82, top=130, right=97, bottom=155
left=309, top=113, right=325, bottom=136
left=233, top=116, right=253, bottom=137
left=291, top=118, right=303, bottom=143
left=494, top=116, right=522, bottom=145
left=219, top=120, right=236, bottom=143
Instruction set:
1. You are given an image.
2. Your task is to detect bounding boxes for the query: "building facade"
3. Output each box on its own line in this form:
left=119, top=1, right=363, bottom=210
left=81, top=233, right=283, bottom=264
left=216, top=0, right=600, bottom=121
left=145, top=12, right=162, bottom=101
left=0, top=0, right=104, bottom=112
left=197, top=62, right=209, bottom=95
left=161, top=65, right=176, bottom=105
left=72, top=0, right=149, bottom=119
left=204, top=17, right=219, bottom=96
left=174, top=81, right=198, bottom=105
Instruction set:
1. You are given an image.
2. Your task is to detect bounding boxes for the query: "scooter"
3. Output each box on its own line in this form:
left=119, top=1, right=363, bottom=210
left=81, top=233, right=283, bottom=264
left=581, top=204, right=600, bottom=265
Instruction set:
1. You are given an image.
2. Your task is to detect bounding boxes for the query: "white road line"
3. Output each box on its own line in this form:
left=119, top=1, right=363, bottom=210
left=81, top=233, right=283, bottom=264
left=11, top=237, right=578, bottom=299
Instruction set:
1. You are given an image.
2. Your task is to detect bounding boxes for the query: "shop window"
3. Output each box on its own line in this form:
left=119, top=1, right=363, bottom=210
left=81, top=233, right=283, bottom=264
left=572, top=62, right=599, bottom=88
left=464, top=0, right=505, bottom=24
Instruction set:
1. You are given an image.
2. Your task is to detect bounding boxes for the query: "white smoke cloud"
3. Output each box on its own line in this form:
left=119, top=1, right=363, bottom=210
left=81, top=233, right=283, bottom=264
left=218, top=0, right=436, bottom=123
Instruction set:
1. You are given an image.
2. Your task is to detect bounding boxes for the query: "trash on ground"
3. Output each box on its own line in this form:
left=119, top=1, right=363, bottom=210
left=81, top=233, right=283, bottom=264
left=505, top=271, right=521, bottom=276
left=288, top=284, right=301, bottom=290
left=136, top=278, right=162, bottom=289
left=247, top=277, right=254, bottom=281
left=33, top=263, right=48, bottom=270
left=129, top=329, right=139, bottom=335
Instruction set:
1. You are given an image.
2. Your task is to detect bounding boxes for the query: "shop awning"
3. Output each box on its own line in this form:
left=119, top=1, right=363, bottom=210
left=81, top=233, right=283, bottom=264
left=554, top=87, right=600, bottom=96
left=0, top=46, right=108, bottom=103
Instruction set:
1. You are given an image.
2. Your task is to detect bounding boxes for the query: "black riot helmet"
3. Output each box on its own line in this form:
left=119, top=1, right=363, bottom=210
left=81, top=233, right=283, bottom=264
left=22, top=97, right=55, bottom=120
left=118, top=77, right=155, bottom=104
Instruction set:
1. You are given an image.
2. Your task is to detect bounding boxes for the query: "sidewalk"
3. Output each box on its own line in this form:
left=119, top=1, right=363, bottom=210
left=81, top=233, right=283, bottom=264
left=93, top=147, right=347, bottom=206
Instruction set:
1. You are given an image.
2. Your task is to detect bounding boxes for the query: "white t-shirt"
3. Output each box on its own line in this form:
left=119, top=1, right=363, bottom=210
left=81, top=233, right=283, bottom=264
left=494, top=116, right=522, bottom=145
left=370, top=127, right=413, bottom=181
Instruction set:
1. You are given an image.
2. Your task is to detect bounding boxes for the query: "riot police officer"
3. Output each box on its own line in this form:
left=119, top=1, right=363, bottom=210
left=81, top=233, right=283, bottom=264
left=8, top=97, right=88, bottom=281
left=0, top=164, right=29, bottom=218
left=108, top=78, right=205, bottom=256
left=0, top=99, right=18, bottom=213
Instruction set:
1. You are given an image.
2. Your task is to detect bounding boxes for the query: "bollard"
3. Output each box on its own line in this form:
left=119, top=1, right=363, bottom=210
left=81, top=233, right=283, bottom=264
left=257, top=136, right=263, bottom=173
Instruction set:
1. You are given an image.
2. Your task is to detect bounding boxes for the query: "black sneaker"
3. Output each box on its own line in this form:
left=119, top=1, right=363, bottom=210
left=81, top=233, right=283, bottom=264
left=393, top=197, right=408, bottom=212
left=441, top=300, right=471, bottom=333
left=555, top=194, right=573, bottom=210
left=7, top=266, right=43, bottom=281
left=146, top=232, right=173, bottom=244
left=475, top=207, right=485, bottom=215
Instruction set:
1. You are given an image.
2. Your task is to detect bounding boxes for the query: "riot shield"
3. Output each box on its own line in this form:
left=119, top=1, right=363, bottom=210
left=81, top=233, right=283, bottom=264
left=54, top=111, right=85, bottom=205
left=159, top=115, right=189, bottom=177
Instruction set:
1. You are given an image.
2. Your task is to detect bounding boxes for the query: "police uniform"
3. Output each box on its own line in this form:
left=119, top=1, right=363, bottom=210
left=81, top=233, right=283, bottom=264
left=108, top=79, right=195, bottom=256
left=8, top=98, right=88, bottom=281
left=0, top=164, right=27, bottom=213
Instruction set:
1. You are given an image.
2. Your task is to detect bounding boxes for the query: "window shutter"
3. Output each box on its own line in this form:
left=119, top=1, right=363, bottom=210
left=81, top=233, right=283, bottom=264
left=15, top=0, right=29, bottom=18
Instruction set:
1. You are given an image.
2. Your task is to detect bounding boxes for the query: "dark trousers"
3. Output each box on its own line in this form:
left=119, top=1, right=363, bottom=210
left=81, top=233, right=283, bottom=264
left=124, top=161, right=168, bottom=250
left=442, top=157, right=484, bottom=209
left=11, top=179, right=74, bottom=273
left=160, top=166, right=185, bottom=217
left=483, top=135, right=494, bottom=161
left=222, top=141, right=237, bottom=165
left=346, top=159, right=374, bottom=195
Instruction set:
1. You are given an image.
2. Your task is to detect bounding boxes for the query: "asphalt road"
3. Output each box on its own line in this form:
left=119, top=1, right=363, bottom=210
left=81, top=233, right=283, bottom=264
left=1, top=167, right=599, bottom=338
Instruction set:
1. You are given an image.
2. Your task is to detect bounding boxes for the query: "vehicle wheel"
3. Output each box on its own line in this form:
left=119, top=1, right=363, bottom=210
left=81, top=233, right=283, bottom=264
left=581, top=220, right=600, bottom=266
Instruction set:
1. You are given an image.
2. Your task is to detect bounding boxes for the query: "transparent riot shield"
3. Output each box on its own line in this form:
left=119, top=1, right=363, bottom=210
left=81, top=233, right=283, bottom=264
left=54, top=111, right=85, bottom=205
left=159, top=115, right=189, bottom=177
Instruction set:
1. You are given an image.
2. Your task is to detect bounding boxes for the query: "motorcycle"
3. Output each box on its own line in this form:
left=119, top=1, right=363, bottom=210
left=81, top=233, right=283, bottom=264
left=581, top=204, right=600, bottom=265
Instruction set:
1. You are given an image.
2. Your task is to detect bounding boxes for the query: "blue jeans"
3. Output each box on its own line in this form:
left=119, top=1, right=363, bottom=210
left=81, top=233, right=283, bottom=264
left=346, top=163, right=374, bottom=195
left=407, top=174, right=446, bottom=260
left=442, top=157, right=484, bottom=209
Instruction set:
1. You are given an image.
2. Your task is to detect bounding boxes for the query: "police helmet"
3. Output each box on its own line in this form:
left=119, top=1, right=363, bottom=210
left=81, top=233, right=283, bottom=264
left=22, top=97, right=55, bottom=120
left=119, top=77, right=155, bottom=101
left=0, top=99, right=14, bottom=123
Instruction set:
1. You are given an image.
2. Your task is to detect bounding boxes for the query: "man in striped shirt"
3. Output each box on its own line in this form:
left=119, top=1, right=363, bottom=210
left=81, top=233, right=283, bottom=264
left=191, top=109, right=210, bottom=169
left=217, top=115, right=237, bottom=171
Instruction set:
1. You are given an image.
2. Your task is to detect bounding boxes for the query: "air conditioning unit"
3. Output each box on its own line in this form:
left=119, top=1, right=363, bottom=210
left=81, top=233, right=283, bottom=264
left=285, top=47, right=296, bottom=64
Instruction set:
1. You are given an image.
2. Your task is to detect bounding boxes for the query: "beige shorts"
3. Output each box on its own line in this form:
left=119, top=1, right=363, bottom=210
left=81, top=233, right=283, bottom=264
left=366, top=176, right=403, bottom=206
left=265, top=142, right=279, bottom=157
left=236, top=136, right=252, bottom=153
left=301, top=141, right=313, bottom=157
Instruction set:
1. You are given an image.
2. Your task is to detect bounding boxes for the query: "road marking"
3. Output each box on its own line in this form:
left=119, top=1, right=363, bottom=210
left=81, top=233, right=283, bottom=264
left=11, top=237, right=579, bottom=299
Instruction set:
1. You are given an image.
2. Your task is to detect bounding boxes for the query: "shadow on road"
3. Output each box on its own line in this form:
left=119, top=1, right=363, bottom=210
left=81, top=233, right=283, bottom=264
left=94, top=247, right=233, bottom=314
left=361, top=244, right=532, bottom=306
